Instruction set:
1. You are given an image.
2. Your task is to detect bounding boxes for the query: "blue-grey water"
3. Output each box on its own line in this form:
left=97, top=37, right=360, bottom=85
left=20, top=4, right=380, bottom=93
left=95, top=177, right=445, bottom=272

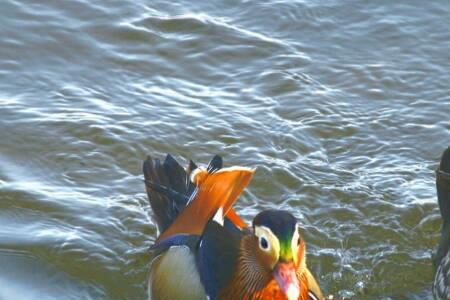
left=1, top=0, right=449, bottom=299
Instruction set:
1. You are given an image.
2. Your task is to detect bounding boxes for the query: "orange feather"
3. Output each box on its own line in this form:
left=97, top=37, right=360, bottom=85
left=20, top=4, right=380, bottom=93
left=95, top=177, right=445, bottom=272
left=226, top=207, right=248, bottom=229
left=157, top=167, right=254, bottom=242
left=190, top=167, right=248, bottom=229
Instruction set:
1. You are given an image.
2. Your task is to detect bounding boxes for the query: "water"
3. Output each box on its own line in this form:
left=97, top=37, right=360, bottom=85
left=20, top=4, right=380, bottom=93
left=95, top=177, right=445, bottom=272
left=1, top=0, right=449, bottom=299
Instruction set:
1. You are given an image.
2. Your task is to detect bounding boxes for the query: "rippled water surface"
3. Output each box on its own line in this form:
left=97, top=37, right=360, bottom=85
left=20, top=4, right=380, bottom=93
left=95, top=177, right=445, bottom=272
left=1, top=0, right=450, bottom=299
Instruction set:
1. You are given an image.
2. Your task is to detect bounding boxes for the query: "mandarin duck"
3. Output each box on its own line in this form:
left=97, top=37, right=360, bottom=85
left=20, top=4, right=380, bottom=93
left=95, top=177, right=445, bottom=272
left=434, top=146, right=450, bottom=299
left=143, top=154, right=323, bottom=300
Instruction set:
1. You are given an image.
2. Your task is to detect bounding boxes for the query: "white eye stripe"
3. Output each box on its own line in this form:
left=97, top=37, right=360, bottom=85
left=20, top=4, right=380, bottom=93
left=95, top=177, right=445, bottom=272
left=254, top=225, right=280, bottom=261
left=293, top=223, right=300, bottom=244
left=291, top=223, right=301, bottom=265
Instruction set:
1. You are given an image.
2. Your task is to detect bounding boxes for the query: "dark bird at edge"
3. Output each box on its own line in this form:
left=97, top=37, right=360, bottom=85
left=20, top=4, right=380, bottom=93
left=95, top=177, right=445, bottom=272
left=434, top=146, right=450, bottom=299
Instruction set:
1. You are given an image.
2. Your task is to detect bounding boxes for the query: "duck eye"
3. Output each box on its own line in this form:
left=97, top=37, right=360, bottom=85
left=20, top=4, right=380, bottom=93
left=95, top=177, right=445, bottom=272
left=260, top=236, right=269, bottom=250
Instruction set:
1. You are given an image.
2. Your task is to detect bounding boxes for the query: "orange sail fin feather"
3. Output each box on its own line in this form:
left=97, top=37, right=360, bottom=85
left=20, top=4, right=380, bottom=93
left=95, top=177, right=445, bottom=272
left=157, top=166, right=255, bottom=242
left=225, top=206, right=247, bottom=229
left=190, top=166, right=248, bottom=229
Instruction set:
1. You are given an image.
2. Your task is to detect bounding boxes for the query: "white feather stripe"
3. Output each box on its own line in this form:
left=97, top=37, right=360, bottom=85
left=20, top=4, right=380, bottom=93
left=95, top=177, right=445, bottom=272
left=308, top=291, right=319, bottom=300
left=213, top=207, right=225, bottom=226
left=190, top=166, right=256, bottom=185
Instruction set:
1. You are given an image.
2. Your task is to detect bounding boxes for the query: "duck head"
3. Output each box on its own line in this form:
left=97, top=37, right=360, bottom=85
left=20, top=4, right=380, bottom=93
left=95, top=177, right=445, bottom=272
left=252, top=210, right=305, bottom=300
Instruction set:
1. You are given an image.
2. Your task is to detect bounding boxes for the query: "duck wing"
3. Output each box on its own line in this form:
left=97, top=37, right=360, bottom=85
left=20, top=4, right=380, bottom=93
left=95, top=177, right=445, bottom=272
left=196, top=218, right=243, bottom=300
